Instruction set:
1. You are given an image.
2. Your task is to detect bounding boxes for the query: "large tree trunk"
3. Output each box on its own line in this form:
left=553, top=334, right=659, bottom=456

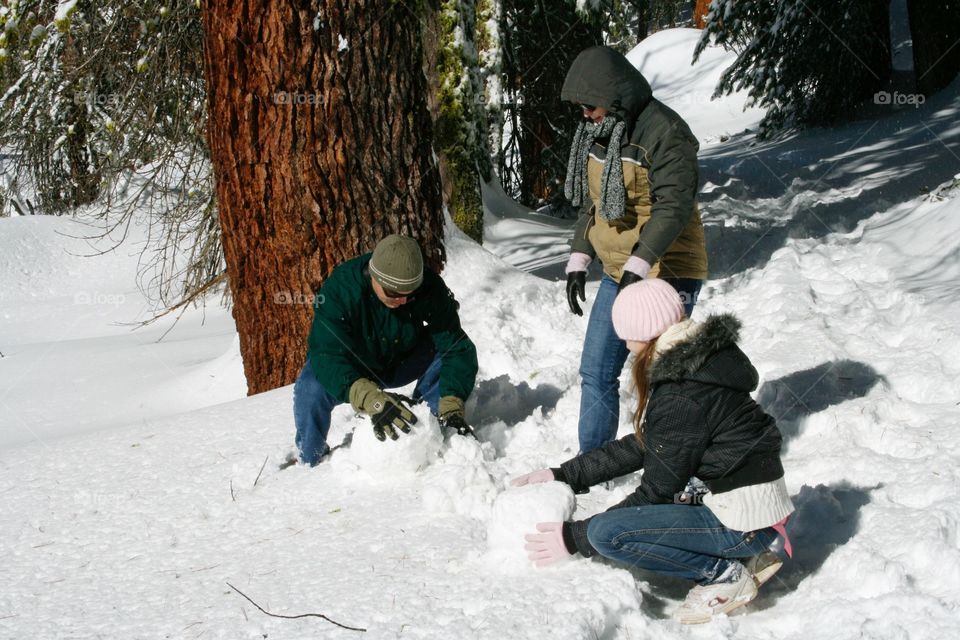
left=202, top=0, right=445, bottom=395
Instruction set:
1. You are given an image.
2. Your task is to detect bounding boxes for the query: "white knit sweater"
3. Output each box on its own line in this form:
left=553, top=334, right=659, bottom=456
left=704, top=477, right=795, bottom=532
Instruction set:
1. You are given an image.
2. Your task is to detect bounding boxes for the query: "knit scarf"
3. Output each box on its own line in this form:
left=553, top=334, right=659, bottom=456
left=564, top=116, right=627, bottom=221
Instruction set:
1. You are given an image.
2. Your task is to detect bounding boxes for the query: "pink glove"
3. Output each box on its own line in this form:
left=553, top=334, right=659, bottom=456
left=510, top=468, right=554, bottom=487
left=524, top=522, right=571, bottom=567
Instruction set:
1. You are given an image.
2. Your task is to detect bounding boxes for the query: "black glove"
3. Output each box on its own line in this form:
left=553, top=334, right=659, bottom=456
left=439, top=413, right=477, bottom=439
left=370, top=393, right=418, bottom=441
left=617, top=270, right=643, bottom=293
left=566, top=271, right=586, bottom=316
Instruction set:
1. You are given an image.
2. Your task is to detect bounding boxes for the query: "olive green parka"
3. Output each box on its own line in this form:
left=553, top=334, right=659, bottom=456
left=562, top=46, right=708, bottom=281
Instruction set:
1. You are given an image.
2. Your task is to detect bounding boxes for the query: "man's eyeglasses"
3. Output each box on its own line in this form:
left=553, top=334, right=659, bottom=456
left=383, top=288, right=417, bottom=300
left=581, top=103, right=597, bottom=111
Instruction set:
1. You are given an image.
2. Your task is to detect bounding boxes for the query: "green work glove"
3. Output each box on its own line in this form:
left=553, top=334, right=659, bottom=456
left=438, top=395, right=476, bottom=439
left=349, top=378, right=418, bottom=442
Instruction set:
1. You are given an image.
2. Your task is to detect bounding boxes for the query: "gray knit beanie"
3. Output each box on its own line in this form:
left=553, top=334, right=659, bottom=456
left=370, top=234, right=423, bottom=292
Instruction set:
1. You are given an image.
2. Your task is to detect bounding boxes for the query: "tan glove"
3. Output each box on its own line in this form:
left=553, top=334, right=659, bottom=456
left=438, top=395, right=474, bottom=438
left=438, top=395, right=465, bottom=420
left=349, top=378, right=417, bottom=441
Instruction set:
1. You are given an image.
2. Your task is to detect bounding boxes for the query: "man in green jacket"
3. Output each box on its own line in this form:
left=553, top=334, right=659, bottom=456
left=560, top=45, right=708, bottom=453
left=293, top=234, right=479, bottom=465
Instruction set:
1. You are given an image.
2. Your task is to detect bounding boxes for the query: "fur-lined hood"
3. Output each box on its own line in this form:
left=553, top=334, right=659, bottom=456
left=649, top=314, right=759, bottom=392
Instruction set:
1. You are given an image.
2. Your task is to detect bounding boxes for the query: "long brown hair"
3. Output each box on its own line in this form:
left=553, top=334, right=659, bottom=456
left=630, top=337, right=659, bottom=447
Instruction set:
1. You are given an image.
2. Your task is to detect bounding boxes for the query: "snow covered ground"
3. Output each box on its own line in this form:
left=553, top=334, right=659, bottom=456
left=2, top=29, right=960, bottom=639
left=0, top=216, right=245, bottom=449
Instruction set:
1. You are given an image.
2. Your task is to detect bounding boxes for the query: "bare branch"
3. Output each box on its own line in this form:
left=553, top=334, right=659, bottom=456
left=225, top=583, right=366, bottom=633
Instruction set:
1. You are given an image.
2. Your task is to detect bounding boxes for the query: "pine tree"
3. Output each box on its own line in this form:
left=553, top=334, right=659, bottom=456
left=601, top=0, right=691, bottom=53
left=424, top=0, right=493, bottom=243
left=202, top=0, right=446, bottom=394
left=497, top=0, right=603, bottom=209
left=697, top=0, right=892, bottom=135
left=0, top=0, right=218, bottom=306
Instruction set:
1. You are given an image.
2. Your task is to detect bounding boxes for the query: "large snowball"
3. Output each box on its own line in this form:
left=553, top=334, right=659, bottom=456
left=330, top=409, right=443, bottom=481
left=486, top=482, right=576, bottom=568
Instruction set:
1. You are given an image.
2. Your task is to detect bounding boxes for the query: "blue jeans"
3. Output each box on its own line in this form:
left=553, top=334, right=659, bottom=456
left=577, top=276, right=702, bottom=453
left=587, top=504, right=777, bottom=584
left=293, top=342, right=443, bottom=465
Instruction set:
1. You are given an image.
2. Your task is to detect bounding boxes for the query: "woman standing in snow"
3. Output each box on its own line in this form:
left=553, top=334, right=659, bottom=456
left=560, top=46, right=708, bottom=454
left=513, top=279, right=793, bottom=624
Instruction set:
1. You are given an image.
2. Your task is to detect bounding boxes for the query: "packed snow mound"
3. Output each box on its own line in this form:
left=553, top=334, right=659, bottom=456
left=330, top=406, right=446, bottom=480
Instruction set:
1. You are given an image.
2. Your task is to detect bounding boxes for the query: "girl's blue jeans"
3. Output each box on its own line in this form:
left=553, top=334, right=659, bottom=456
left=587, top=504, right=778, bottom=584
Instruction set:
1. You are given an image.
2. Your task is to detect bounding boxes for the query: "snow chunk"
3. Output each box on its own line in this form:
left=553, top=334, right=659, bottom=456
left=55, top=0, right=78, bottom=22
left=422, top=436, right=500, bottom=520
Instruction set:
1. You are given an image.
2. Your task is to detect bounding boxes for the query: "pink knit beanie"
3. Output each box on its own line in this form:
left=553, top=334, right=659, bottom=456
left=612, top=279, right=685, bottom=341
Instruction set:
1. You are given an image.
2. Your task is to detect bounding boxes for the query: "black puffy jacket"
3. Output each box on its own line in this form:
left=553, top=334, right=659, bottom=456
left=561, top=314, right=785, bottom=557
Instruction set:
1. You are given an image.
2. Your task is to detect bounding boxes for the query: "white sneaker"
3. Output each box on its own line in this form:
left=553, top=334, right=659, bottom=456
left=673, top=564, right=758, bottom=625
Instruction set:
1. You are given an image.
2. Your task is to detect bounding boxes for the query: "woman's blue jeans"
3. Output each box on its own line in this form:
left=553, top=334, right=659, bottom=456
left=293, top=343, right=443, bottom=465
left=587, top=504, right=777, bottom=584
left=577, top=276, right=702, bottom=453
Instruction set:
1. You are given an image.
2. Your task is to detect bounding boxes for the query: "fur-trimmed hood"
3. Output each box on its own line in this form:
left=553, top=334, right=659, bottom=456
left=649, top=314, right=759, bottom=392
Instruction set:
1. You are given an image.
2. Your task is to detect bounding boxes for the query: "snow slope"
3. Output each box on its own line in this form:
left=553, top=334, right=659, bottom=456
left=3, top=29, right=960, bottom=640
left=0, top=216, right=245, bottom=448
left=625, top=28, right=766, bottom=142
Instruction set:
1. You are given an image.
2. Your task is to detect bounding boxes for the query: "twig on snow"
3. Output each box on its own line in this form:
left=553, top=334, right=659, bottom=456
left=253, top=456, right=269, bottom=488
left=226, top=582, right=366, bottom=632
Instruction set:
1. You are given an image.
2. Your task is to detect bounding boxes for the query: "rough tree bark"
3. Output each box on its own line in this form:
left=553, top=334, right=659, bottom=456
left=423, top=0, right=492, bottom=244
left=693, top=0, right=710, bottom=29
left=202, top=0, right=446, bottom=395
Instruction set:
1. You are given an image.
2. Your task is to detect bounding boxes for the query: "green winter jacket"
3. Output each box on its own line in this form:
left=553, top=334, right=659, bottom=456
left=306, top=254, right=478, bottom=404
left=562, top=46, right=708, bottom=281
